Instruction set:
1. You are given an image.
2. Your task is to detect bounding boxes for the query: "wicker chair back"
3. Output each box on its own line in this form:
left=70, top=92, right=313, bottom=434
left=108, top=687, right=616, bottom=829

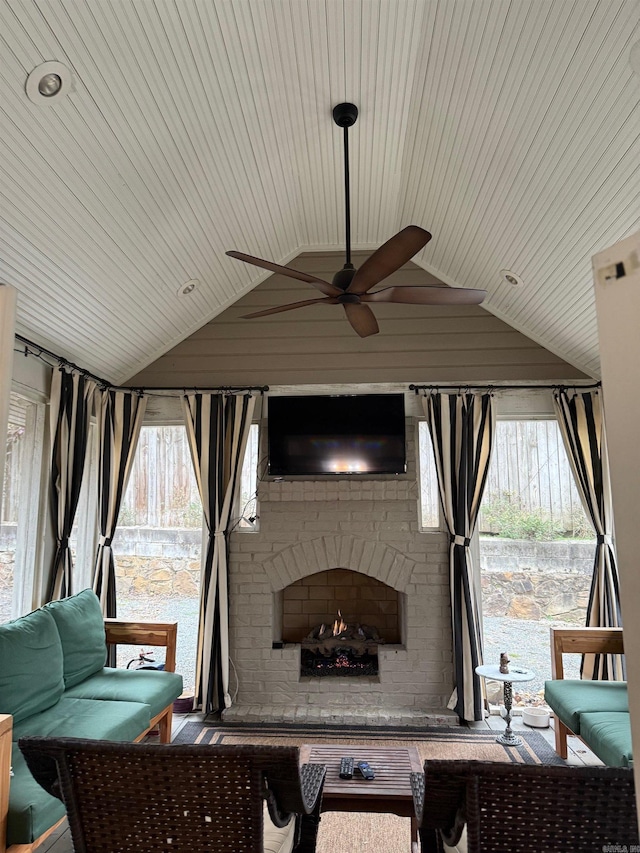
left=410, top=758, right=639, bottom=853
left=19, top=737, right=326, bottom=853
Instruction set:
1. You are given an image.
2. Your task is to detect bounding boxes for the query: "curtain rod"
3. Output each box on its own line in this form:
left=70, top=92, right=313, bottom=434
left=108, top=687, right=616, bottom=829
left=16, top=333, right=112, bottom=387
left=14, top=334, right=269, bottom=395
left=409, top=382, right=601, bottom=393
left=136, top=385, right=269, bottom=393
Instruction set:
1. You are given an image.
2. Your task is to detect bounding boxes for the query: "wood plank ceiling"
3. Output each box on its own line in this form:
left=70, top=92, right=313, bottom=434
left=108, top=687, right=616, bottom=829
left=1, top=0, right=638, bottom=384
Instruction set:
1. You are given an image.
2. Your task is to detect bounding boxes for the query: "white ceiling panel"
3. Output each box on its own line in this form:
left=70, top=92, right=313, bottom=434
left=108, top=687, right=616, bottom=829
left=1, top=0, right=638, bottom=382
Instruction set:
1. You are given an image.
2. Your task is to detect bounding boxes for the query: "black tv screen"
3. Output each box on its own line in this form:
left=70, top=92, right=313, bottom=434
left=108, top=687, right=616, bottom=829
left=268, top=394, right=406, bottom=476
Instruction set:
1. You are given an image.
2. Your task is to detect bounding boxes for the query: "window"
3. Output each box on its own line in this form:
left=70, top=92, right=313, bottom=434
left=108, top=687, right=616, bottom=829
left=236, top=423, right=259, bottom=530
left=479, top=419, right=592, bottom=702
left=1, top=393, right=46, bottom=619
left=114, top=426, right=203, bottom=692
left=418, top=421, right=440, bottom=529
left=1, top=405, right=24, bottom=621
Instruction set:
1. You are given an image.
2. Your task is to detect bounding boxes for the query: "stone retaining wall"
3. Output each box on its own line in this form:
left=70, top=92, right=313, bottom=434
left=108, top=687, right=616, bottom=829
left=481, top=570, right=591, bottom=622
left=114, top=555, right=201, bottom=597
left=480, top=537, right=594, bottom=623
left=110, top=527, right=201, bottom=597
left=479, top=537, right=594, bottom=574
left=0, top=524, right=595, bottom=622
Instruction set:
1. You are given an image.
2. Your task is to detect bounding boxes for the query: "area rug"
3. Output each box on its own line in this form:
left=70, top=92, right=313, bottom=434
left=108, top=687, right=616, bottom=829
left=173, top=720, right=564, bottom=766
left=172, top=721, right=563, bottom=852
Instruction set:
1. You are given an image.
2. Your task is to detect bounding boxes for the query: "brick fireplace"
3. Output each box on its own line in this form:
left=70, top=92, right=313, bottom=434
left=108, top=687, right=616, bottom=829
left=224, top=418, right=458, bottom=725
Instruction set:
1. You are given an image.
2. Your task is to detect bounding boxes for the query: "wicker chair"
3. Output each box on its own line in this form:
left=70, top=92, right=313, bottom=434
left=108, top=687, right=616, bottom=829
left=19, top=737, right=326, bottom=853
left=410, top=759, right=639, bottom=853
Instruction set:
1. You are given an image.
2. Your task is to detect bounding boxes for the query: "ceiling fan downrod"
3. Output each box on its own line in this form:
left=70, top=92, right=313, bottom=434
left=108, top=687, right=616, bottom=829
left=332, top=103, right=358, bottom=289
left=227, top=100, right=482, bottom=338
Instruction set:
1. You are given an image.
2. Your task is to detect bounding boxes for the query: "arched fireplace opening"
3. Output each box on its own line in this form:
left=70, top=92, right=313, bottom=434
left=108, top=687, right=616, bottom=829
left=278, top=568, right=403, bottom=677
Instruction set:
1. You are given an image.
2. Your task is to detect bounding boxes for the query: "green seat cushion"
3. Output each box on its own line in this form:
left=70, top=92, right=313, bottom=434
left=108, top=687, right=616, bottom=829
left=0, top=608, right=64, bottom=722
left=7, top=744, right=66, bottom=846
left=12, top=697, right=152, bottom=744
left=544, top=679, right=628, bottom=733
left=64, top=668, right=183, bottom=717
left=579, top=712, right=633, bottom=767
left=44, top=589, right=107, bottom=688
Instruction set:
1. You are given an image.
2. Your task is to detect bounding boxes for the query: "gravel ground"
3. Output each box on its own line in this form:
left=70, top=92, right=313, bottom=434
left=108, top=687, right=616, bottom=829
left=115, top=595, right=200, bottom=693
left=483, top=615, right=581, bottom=700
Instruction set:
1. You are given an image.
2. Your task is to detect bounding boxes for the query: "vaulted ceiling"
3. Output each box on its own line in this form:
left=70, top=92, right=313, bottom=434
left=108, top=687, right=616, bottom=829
left=1, top=0, right=639, bottom=384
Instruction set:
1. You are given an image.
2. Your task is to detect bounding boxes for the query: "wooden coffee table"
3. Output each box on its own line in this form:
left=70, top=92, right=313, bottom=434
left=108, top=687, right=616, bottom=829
left=300, top=744, right=422, bottom=844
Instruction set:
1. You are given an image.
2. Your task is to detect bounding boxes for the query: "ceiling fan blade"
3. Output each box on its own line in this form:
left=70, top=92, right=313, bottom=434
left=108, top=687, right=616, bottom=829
left=227, top=251, right=341, bottom=297
left=347, top=226, right=432, bottom=294
left=242, top=297, right=338, bottom=319
left=342, top=303, right=379, bottom=337
left=362, top=285, right=487, bottom=305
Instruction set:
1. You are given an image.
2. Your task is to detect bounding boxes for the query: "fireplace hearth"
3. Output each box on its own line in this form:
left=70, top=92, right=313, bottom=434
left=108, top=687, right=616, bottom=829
left=300, top=611, right=383, bottom=677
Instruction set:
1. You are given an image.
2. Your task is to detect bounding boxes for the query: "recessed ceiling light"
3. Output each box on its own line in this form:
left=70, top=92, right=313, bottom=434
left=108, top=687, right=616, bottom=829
left=25, top=61, right=72, bottom=105
left=178, top=280, right=198, bottom=297
left=38, top=73, right=62, bottom=97
left=500, top=269, right=524, bottom=288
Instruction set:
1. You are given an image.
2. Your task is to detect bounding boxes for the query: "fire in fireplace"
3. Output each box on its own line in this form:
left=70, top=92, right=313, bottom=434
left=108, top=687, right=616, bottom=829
left=300, top=611, right=384, bottom=677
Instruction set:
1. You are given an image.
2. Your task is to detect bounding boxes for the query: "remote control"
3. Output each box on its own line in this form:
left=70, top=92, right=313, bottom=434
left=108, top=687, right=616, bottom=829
left=339, top=757, right=354, bottom=779
left=357, top=760, right=375, bottom=780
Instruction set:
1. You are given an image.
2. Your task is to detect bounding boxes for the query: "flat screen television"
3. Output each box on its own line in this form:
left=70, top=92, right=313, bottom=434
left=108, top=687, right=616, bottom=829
left=267, top=394, right=406, bottom=476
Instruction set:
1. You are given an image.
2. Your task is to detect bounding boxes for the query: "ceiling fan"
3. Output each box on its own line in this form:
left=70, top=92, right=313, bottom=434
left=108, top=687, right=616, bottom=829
left=226, top=103, right=487, bottom=337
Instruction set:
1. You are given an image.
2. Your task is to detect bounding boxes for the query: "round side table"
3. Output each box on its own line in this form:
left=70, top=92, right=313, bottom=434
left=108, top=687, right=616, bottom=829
left=475, top=663, right=535, bottom=746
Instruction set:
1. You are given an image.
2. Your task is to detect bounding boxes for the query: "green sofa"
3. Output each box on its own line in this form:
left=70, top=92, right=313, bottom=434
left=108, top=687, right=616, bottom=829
left=0, top=589, right=183, bottom=853
left=544, top=627, right=631, bottom=767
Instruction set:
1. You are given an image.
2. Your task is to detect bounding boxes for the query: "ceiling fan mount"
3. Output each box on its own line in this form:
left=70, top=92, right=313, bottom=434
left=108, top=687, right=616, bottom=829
left=226, top=102, right=487, bottom=337
left=332, top=101, right=358, bottom=127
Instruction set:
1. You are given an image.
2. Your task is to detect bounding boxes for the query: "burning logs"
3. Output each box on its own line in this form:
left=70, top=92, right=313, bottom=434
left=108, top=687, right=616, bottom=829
left=301, top=614, right=384, bottom=658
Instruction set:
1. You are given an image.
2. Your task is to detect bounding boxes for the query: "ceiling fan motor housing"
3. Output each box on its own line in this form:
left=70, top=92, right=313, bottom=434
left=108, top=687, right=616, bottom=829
left=332, top=265, right=356, bottom=291
left=332, top=102, right=358, bottom=127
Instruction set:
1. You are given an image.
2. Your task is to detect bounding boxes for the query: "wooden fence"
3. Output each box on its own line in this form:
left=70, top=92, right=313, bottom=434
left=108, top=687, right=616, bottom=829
left=479, top=420, right=588, bottom=535
left=420, top=420, right=589, bottom=536
left=119, top=427, right=201, bottom=528
left=5, top=420, right=588, bottom=535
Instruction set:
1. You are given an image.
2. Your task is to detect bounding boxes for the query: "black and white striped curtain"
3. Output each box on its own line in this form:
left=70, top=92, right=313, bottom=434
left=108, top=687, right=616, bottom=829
left=553, top=389, right=623, bottom=680
left=182, top=392, right=256, bottom=714
left=423, top=392, right=495, bottom=722
left=92, top=390, right=147, bottom=620
left=48, top=369, right=96, bottom=601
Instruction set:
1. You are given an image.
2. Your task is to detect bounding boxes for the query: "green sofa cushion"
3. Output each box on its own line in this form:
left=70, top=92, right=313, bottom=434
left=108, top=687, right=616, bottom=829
left=0, top=608, right=64, bottom=722
left=64, top=667, right=183, bottom=717
left=12, top=696, right=152, bottom=743
left=7, top=744, right=66, bottom=846
left=44, top=589, right=107, bottom=688
left=579, top=712, right=633, bottom=768
left=544, top=679, right=628, bottom=733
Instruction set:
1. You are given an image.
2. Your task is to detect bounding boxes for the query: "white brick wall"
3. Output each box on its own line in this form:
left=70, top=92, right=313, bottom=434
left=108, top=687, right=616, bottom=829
left=227, top=425, right=454, bottom=715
